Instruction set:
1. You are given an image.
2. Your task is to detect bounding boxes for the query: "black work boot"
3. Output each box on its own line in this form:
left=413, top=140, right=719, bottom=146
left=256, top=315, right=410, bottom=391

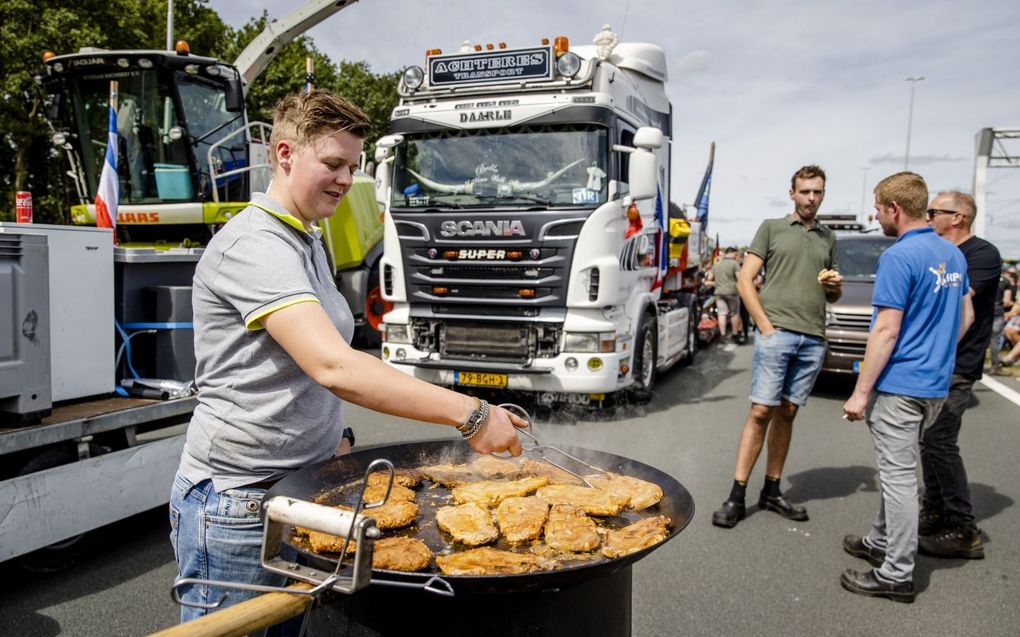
left=918, top=507, right=943, bottom=537
left=919, top=524, right=985, bottom=559
left=758, top=491, right=809, bottom=521
left=843, top=534, right=886, bottom=568
left=840, top=569, right=915, bottom=603
left=711, top=499, right=746, bottom=528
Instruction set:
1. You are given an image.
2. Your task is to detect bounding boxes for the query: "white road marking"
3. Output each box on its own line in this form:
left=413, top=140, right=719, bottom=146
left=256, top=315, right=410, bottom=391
left=979, top=374, right=1020, bottom=408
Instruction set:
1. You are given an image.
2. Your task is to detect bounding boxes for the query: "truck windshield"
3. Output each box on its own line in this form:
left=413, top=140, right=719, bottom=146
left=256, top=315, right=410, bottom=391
left=836, top=236, right=895, bottom=281
left=69, top=69, right=193, bottom=203
left=391, top=125, right=608, bottom=209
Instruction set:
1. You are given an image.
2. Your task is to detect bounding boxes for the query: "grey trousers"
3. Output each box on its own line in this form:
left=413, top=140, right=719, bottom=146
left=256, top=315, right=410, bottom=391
left=864, top=391, right=945, bottom=583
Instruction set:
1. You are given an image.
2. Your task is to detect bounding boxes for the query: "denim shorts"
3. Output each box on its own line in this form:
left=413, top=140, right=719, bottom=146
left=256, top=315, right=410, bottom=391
left=169, top=473, right=286, bottom=628
left=749, top=329, right=826, bottom=406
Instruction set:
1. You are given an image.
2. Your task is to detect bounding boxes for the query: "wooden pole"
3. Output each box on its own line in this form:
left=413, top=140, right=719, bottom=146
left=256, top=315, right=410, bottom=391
left=148, top=582, right=314, bottom=637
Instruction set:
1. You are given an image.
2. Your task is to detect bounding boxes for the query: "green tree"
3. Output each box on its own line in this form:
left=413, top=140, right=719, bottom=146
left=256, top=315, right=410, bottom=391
left=0, top=0, right=230, bottom=222
left=333, top=60, right=401, bottom=160
left=223, top=13, right=400, bottom=158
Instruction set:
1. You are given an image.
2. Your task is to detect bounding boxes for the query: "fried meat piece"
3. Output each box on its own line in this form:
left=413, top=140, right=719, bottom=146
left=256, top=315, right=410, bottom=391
left=417, top=463, right=479, bottom=487
left=495, top=496, right=550, bottom=545
left=535, top=484, right=629, bottom=516
left=307, top=530, right=356, bottom=554
left=469, top=455, right=522, bottom=479
left=372, top=536, right=433, bottom=572
left=312, top=481, right=416, bottom=507
left=518, top=459, right=584, bottom=485
left=304, top=534, right=432, bottom=572
left=361, top=482, right=417, bottom=503
left=544, top=504, right=600, bottom=552
left=339, top=500, right=419, bottom=530
left=436, top=547, right=560, bottom=576
left=452, top=476, right=548, bottom=508
left=587, top=473, right=663, bottom=511
left=367, top=469, right=423, bottom=489
left=600, top=515, right=671, bottom=558
left=436, top=502, right=499, bottom=546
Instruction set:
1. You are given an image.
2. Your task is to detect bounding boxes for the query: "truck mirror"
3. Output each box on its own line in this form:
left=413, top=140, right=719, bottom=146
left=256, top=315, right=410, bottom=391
left=225, top=78, right=244, bottom=113
left=375, top=159, right=392, bottom=206
left=633, top=127, right=663, bottom=149
left=628, top=149, right=657, bottom=201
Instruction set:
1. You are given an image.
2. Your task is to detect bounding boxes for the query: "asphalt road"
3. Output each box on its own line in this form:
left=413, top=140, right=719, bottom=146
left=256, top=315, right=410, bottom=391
left=2, top=343, right=1019, bottom=636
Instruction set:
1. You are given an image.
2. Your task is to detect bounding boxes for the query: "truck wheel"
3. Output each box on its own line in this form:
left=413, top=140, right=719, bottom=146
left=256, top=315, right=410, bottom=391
left=679, top=301, right=698, bottom=367
left=629, top=313, right=657, bottom=404
left=14, top=443, right=104, bottom=573
left=360, top=263, right=392, bottom=350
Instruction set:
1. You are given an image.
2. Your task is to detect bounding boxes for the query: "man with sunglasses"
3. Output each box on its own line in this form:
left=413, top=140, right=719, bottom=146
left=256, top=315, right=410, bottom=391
left=918, top=191, right=1000, bottom=559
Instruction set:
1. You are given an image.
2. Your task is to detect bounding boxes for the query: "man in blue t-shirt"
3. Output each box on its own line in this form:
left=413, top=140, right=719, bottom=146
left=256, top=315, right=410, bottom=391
left=839, top=172, right=973, bottom=604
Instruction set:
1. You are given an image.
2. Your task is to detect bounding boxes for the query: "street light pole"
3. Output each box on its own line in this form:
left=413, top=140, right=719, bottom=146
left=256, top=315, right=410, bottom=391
left=860, top=166, right=871, bottom=220
left=904, top=75, right=925, bottom=171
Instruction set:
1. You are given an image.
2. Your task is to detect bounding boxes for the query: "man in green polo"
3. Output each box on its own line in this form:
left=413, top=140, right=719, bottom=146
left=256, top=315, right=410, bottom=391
left=712, top=165, right=844, bottom=528
left=709, top=248, right=743, bottom=344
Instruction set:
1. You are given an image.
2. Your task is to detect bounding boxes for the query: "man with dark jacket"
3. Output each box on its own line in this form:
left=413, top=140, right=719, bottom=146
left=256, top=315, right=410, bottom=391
left=918, top=191, right=1000, bottom=558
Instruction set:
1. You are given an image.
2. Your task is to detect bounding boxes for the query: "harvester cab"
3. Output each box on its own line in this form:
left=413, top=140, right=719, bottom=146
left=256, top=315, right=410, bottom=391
left=38, top=44, right=266, bottom=246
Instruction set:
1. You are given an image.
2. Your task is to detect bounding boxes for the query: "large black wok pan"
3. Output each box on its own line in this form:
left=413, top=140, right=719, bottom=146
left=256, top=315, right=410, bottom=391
left=264, top=438, right=694, bottom=594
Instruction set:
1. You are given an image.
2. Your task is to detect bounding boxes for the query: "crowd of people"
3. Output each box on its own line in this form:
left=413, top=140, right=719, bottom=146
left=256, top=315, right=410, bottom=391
left=989, top=264, right=1018, bottom=372
left=708, top=165, right=1011, bottom=604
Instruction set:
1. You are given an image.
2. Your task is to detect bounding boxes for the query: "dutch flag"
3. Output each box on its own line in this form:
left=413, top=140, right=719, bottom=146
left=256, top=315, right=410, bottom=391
left=94, top=85, right=118, bottom=242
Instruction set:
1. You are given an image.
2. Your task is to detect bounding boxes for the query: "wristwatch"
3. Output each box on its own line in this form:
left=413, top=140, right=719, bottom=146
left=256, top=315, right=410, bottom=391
left=341, top=427, right=356, bottom=448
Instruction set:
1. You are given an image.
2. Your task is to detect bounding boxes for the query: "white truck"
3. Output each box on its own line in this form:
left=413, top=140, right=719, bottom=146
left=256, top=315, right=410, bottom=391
left=375, top=27, right=701, bottom=406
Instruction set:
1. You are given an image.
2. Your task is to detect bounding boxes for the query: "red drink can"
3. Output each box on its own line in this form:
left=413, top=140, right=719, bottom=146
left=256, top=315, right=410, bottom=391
left=15, top=191, right=33, bottom=223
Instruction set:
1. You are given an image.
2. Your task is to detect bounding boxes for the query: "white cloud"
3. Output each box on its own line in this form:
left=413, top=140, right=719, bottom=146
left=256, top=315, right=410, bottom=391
left=207, top=0, right=1020, bottom=258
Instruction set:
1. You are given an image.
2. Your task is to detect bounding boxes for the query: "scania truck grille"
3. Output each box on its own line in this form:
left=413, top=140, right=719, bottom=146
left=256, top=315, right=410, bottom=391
left=411, top=319, right=561, bottom=361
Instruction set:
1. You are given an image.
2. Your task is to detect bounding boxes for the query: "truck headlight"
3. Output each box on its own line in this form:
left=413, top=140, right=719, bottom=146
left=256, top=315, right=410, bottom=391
left=556, top=52, right=581, bottom=78
left=562, top=332, right=616, bottom=353
left=385, top=323, right=412, bottom=344
left=402, top=66, right=425, bottom=90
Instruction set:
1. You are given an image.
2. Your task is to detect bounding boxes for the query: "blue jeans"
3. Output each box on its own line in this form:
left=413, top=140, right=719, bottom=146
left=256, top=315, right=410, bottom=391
left=169, top=473, right=286, bottom=628
left=749, top=329, right=826, bottom=406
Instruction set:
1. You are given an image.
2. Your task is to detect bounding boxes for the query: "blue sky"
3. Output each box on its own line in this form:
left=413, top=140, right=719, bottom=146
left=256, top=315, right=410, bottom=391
left=209, top=0, right=1020, bottom=259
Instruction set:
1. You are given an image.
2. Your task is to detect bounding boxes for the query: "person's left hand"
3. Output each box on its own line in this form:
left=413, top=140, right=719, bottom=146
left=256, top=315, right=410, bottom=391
left=466, top=405, right=527, bottom=456
left=821, top=270, right=844, bottom=294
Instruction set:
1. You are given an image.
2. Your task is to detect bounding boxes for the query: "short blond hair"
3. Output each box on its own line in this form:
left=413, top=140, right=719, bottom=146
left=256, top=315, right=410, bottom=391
left=874, top=172, right=928, bottom=218
left=269, top=90, right=371, bottom=166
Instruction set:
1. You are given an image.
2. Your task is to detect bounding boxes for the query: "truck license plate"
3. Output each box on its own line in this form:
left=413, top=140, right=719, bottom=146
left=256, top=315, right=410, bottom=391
left=455, top=371, right=508, bottom=388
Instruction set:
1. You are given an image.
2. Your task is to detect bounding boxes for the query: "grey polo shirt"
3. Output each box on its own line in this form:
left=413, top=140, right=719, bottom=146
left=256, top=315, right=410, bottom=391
left=712, top=257, right=740, bottom=296
left=179, top=193, right=355, bottom=492
left=748, top=214, right=837, bottom=338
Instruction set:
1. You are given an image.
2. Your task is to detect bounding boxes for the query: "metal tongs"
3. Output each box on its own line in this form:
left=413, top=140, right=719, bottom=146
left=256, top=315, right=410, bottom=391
left=171, top=459, right=454, bottom=616
left=494, top=403, right=613, bottom=488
